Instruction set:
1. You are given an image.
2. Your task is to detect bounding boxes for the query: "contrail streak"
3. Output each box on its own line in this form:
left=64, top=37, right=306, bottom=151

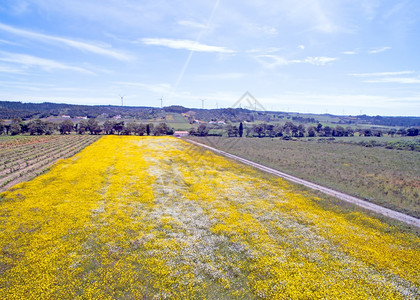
left=170, top=0, right=221, bottom=99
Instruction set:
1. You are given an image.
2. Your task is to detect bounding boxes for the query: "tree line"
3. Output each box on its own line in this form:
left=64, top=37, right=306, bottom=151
left=0, top=118, right=174, bottom=136
left=2, top=118, right=419, bottom=138
left=189, top=122, right=420, bottom=138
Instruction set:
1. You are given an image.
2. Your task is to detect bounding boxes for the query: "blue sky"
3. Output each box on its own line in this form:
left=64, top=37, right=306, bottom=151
left=0, top=0, right=419, bottom=116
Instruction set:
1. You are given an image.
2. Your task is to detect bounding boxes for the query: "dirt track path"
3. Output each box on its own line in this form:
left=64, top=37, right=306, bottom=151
left=186, top=139, right=420, bottom=228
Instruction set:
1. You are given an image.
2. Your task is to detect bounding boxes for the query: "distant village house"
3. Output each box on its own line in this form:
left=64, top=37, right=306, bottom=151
left=173, top=131, right=189, bottom=138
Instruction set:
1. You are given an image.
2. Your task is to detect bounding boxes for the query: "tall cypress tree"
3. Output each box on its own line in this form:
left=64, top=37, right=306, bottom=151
left=239, top=122, right=243, bottom=137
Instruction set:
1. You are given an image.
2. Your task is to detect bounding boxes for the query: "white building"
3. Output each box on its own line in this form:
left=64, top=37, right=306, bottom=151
left=173, top=131, right=189, bottom=138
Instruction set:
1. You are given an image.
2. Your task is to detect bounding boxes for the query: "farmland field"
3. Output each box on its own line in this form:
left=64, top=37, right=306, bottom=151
left=0, top=135, right=101, bottom=191
left=0, top=136, right=419, bottom=299
left=187, top=136, right=420, bottom=218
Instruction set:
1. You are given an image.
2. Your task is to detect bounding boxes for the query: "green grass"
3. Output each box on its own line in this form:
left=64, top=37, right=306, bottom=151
left=0, top=135, right=32, bottom=142
left=187, top=136, right=420, bottom=218
left=167, top=122, right=192, bottom=131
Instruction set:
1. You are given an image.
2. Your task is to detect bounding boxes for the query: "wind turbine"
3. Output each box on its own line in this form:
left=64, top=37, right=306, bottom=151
left=119, top=95, right=125, bottom=106
left=159, top=97, right=163, bottom=108
left=201, top=99, right=205, bottom=109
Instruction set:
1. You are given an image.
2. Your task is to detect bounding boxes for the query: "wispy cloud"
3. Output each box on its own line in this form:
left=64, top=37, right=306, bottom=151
left=256, top=55, right=337, bottom=67
left=0, top=22, right=132, bottom=61
left=349, top=71, right=419, bottom=84
left=303, top=56, right=337, bottom=65
left=142, top=38, right=235, bottom=53
left=363, top=77, right=420, bottom=84
left=197, top=72, right=246, bottom=80
left=0, top=38, right=20, bottom=46
left=247, top=24, right=278, bottom=36
left=342, top=50, right=358, bottom=55
left=349, top=71, right=414, bottom=77
left=246, top=47, right=282, bottom=54
left=0, top=65, right=26, bottom=74
left=0, top=52, right=94, bottom=74
left=369, top=46, right=392, bottom=54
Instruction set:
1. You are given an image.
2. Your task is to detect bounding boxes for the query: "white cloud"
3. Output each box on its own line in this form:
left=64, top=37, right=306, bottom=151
left=197, top=73, right=247, bottom=80
left=142, top=38, right=235, bottom=53
left=349, top=71, right=420, bottom=84
left=250, top=25, right=278, bottom=36
left=256, top=55, right=337, bottom=67
left=0, top=39, right=20, bottom=46
left=0, top=52, right=94, bottom=74
left=363, top=77, right=420, bottom=84
left=369, top=46, right=392, bottom=54
left=303, top=56, right=337, bottom=65
left=0, top=65, right=26, bottom=74
left=349, top=71, right=414, bottom=77
left=342, top=51, right=358, bottom=55
left=246, top=47, right=282, bottom=54
left=298, top=45, right=305, bottom=50
left=0, top=22, right=132, bottom=61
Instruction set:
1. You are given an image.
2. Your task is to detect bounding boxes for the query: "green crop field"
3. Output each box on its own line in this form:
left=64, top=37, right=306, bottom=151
left=187, top=136, right=420, bottom=218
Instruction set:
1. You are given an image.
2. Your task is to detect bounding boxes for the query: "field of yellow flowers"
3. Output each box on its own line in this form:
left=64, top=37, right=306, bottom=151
left=0, top=136, right=419, bottom=299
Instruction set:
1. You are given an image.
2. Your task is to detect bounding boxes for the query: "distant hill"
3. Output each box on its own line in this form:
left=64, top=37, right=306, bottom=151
left=1, top=101, right=419, bottom=127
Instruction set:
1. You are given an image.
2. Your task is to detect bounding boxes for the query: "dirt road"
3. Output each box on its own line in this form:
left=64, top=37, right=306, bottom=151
left=186, top=139, right=420, bottom=228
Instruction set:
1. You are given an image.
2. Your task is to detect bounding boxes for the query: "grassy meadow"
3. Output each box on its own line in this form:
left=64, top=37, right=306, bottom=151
left=0, top=136, right=419, bottom=299
left=187, top=136, right=420, bottom=218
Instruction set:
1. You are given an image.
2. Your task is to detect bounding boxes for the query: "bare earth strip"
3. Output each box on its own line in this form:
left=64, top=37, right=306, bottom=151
left=186, top=139, right=420, bottom=228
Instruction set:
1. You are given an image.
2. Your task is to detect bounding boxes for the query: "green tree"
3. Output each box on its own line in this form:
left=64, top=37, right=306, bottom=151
left=153, top=123, right=171, bottom=136
left=323, top=126, right=332, bottom=137
left=407, top=128, right=419, bottom=136
left=345, top=126, right=354, bottom=137
left=60, top=119, right=74, bottom=134
left=113, top=121, right=125, bottom=135
left=253, top=123, right=266, bottom=137
left=78, top=120, right=88, bottom=134
left=227, top=125, right=238, bottom=137
left=307, top=126, right=316, bottom=137
left=10, top=118, right=24, bottom=135
left=103, top=120, right=115, bottom=135
left=333, top=126, right=345, bottom=137
left=316, top=123, right=323, bottom=133
left=10, top=123, right=21, bottom=135
left=134, top=123, right=147, bottom=136
left=146, top=123, right=154, bottom=135
left=397, top=128, right=406, bottom=136
left=238, top=122, right=243, bottom=137
left=297, top=124, right=306, bottom=137
left=87, top=119, right=101, bottom=135
left=197, top=123, right=209, bottom=136
left=0, top=119, right=5, bottom=135
left=44, top=122, right=56, bottom=135
left=123, top=122, right=136, bottom=135
left=28, top=120, right=46, bottom=135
